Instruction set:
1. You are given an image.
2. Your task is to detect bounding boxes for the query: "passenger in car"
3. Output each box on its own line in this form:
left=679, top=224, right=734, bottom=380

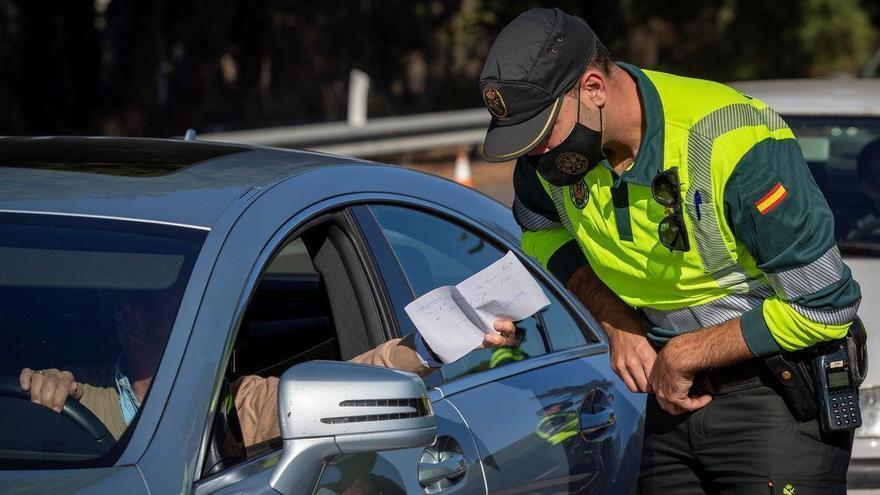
left=19, top=295, right=517, bottom=445
left=847, top=137, right=880, bottom=242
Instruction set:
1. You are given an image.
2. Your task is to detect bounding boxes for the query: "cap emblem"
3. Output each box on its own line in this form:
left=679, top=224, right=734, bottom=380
left=555, top=152, right=589, bottom=174
left=483, top=87, right=508, bottom=118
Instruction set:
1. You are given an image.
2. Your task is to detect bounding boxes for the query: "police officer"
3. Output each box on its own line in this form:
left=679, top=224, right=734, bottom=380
left=479, top=8, right=861, bottom=494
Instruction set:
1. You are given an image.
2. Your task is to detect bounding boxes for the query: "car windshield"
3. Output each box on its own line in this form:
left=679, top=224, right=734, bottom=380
left=0, top=213, right=204, bottom=467
left=787, top=116, right=880, bottom=256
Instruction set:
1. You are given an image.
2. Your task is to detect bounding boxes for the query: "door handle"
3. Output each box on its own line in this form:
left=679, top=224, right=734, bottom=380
left=579, top=388, right=616, bottom=440
left=418, top=449, right=467, bottom=487
left=580, top=409, right=616, bottom=436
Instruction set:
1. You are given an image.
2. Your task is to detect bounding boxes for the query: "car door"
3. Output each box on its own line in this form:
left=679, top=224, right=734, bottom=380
left=193, top=205, right=486, bottom=495
left=355, top=203, right=644, bottom=495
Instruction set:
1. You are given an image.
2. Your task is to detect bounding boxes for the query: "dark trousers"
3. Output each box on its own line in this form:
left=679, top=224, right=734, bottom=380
left=638, top=383, right=853, bottom=494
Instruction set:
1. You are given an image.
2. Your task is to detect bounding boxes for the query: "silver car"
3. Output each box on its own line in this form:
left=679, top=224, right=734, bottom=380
left=0, top=137, right=644, bottom=494
left=732, top=78, right=880, bottom=491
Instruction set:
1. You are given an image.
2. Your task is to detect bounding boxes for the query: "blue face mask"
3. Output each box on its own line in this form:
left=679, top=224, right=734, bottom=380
left=114, top=358, right=142, bottom=425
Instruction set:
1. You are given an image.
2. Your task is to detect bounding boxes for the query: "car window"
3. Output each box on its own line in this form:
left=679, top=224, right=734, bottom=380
left=788, top=117, right=880, bottom=253
left=540, top=289, right=591, bottom=350
left=232, top=237, right=333, bottom=381
left=207, top=223, right=383, bottom=475
left=0, top=213, right=203, bottom=466
left=369, top=205, right=591, bottom=381
left=265, top=238, right=317, bottom=275
left=204, top=235, right=337, bottom=473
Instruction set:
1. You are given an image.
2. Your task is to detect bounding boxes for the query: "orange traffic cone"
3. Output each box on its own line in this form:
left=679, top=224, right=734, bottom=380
left=454, top=148, right=474, bottom=187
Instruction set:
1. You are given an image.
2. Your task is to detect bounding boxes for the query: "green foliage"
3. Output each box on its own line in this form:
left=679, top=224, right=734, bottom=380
left=0, top=0, right=877, bottom=137
left=798, top=0, right=876, bottom=75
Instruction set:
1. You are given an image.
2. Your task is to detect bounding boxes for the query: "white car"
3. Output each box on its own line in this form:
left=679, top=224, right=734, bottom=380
left=732, top=78, right=880, bottom=492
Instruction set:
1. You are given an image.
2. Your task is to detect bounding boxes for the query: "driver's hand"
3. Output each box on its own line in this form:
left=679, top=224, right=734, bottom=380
left=19, top=368, right=83, bottom=413
left=479, top=319, right=518, bottom=349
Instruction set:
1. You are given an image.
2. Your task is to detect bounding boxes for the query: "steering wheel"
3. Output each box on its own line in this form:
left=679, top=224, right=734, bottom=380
left=0, top=375, right=115, bottom=450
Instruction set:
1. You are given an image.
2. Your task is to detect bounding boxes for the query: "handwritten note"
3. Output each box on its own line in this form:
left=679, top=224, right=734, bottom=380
left=404, top=251, right=550, bottom=363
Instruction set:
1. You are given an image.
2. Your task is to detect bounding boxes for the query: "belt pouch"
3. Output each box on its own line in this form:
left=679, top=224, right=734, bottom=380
left=764, top=353, right=819, bottom=421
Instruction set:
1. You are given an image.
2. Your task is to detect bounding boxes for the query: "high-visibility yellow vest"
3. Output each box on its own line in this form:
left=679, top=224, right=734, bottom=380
left=518, top=63, right=858, bottom=353
left=541, top=67, right=789, bottom=310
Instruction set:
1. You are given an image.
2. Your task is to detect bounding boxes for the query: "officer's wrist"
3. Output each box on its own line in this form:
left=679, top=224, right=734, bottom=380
left=600, top=321, right=620, bottom=340
left=664, top=333, right=701, bottom=375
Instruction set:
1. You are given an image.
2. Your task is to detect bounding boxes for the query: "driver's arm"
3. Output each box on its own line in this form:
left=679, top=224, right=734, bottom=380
left=232, top=338, right=432, bottom=447
left=350, top=322, right=518, bottom=375
left=234, top=321, right=519, bottom=447
left=348, top=335, right=434, bottom=376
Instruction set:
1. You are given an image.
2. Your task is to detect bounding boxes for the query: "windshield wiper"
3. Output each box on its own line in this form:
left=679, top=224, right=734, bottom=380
left=838, top=241, right=880, bottom=257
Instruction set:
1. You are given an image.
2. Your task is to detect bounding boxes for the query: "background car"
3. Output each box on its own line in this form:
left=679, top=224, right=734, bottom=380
left=0, top=137, right=644, bottom=495
left=731, top=78, right=880, bottom=492
left=861, top=48, right=880, bottom=78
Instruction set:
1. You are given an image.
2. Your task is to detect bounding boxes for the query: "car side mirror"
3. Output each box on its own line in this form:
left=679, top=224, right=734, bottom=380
left=269, top=360, right=436, bottom=495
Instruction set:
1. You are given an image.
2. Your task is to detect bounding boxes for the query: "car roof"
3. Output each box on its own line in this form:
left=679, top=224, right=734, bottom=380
left=0, top=136, right=369, bottom=229
left=729, top=78, right=880, bottom=117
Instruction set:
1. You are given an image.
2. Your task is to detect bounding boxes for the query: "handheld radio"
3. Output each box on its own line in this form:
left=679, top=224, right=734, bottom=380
left=812, top=339, right=861, bottom=432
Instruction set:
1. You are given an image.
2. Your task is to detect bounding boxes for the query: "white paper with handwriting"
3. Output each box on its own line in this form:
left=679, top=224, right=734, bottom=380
left=404, top=251, right=550, bottom=363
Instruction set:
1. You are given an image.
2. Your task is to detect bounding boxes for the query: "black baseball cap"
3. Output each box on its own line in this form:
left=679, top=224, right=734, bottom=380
left=480, top=8, right=597, bottom=162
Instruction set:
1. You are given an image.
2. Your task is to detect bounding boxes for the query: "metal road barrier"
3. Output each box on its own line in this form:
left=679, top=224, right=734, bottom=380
left=195, top=108, right=491, bottom=158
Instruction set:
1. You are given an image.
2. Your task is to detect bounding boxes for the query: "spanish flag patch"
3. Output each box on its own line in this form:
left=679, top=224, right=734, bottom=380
left=755, top=182, right=788, bottom=215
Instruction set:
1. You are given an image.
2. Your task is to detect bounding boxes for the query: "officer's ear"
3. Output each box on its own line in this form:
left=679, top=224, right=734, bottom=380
left=579, top=69, right=607, bottom=109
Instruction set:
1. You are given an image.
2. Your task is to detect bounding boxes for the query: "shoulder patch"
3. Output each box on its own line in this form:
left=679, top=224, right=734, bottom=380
left=755, top=182, right=788, bottom=215
left=568, top=178, right=589, bottom=209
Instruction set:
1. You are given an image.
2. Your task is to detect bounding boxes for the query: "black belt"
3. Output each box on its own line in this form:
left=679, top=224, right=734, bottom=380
left=691, top=353, right=824, bottom=421
left=694, top=359, right=772, bottom=395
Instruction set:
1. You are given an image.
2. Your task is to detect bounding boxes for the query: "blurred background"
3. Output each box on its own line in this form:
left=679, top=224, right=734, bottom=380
left=1, top=0, right=879, bottom=203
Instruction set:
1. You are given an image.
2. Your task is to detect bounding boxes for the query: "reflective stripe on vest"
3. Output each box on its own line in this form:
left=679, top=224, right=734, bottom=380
left=642, top=285, right=774, bottom=332
left=550, top=185, right=585, bottom=253
left=685, top=104, right=787, bottom=274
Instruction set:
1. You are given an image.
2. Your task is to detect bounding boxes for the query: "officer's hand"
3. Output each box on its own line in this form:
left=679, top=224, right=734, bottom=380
left=606, top=323, right=657, bottom=393
left=649, top=344, right=712, bottom=415
left=19, top=368, right=84, bottom=413
left=478, top=319, right=519, bottom=349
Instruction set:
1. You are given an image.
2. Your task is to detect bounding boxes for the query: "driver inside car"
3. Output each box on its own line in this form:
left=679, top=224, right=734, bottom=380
left=19, top=292, right=518, bottom=447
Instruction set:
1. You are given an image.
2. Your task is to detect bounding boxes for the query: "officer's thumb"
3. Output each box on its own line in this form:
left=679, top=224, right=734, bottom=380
left=685, top=394, right=712, bottom=411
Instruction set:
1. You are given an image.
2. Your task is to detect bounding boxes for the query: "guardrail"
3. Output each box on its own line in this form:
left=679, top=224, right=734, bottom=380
left=195, top=108, right=490, bottom=157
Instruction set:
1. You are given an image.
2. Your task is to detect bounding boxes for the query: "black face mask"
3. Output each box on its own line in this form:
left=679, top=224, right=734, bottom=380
left=534, top=95, right=604, bottom=186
